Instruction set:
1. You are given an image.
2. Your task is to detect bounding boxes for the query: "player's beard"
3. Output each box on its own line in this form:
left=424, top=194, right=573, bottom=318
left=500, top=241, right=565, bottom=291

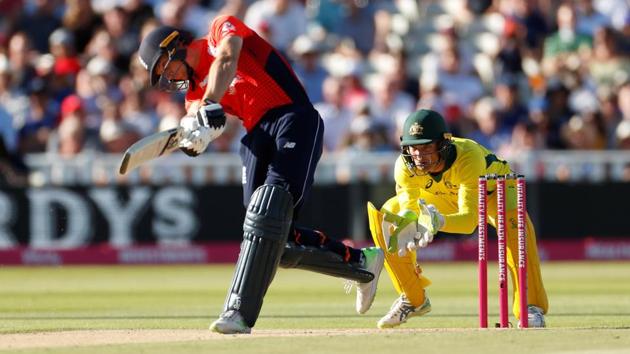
left=412, top=156, right=439, bottom=176
left=401, top=145, right=447, bottom=176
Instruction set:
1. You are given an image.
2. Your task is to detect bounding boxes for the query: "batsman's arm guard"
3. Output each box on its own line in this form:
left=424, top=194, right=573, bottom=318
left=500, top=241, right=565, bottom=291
left=223, top=184, right=293, bottom=327
left=279, top=242, right=374, bottom=283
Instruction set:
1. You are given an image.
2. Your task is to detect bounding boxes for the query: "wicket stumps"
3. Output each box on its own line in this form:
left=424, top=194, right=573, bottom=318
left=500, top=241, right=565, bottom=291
left=478, top=174, right=528, bottom=329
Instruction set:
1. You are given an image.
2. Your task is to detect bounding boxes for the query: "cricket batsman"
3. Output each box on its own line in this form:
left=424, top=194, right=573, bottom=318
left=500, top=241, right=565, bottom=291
left=137, top=16, right=384, bottom=334
left=364, top=109, right=549, bottom=328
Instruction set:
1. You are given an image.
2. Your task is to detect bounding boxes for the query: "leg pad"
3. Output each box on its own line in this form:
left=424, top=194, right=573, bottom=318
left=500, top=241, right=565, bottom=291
left=224, top=184, right=293, bottom=327
left=280, top=242, right=374, bottom=283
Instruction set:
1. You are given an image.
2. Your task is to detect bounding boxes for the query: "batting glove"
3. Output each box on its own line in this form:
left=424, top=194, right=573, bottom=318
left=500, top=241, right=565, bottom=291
left=179, top=100, right=226, bottom=156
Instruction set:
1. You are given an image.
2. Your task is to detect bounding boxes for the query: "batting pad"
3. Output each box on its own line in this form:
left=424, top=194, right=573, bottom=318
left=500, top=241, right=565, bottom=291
left=224, top=184, right=293, bottom=327
left=280, top=242, right=374, bottom=283
left=368, top=201, right=431, bottom=307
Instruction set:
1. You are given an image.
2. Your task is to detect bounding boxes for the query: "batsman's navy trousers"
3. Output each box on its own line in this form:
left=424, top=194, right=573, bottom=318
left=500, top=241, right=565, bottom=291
left=239, top=104, right=323, bottom=218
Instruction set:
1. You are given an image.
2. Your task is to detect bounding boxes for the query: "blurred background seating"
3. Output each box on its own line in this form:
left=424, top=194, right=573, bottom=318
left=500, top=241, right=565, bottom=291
left=0, top=0, right=628, bottom=186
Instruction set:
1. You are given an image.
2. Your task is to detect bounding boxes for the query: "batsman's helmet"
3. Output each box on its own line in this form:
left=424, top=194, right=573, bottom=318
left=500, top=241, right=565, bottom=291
left=138, top=26, right=193, bottom=90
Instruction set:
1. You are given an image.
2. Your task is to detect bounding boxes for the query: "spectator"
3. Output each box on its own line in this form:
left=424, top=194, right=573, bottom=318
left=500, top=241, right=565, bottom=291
left=342, top=114, right=391, bottom=152
left=62, top=0, right=102, bottom=53
left=502, top=121, right=546, bottom=159
left=0, top=0, right=23, bottom=46
left=157, top=0, right=214, bottom=38
left=180, top=0, right=216, bottom=38
left=595, top=86, right=621, bottom=148
left=507, top=0, right=549, bottom=57
left=541, top=79, right=573, bottom=149
left=0, top=54, right=29, bottom=131
left=543, top=3, right=592, bottom=75
left=333, top=56, right=369, bottom=112
left=48, top=28, right=81, bottom=101
left=494, top=75, right=529, bottom=130
left=15, top=0, right=61, bottom=54
left=588, top=26, right=630, bottom=89
left=610, top=81, right=630, bottom=148
left=423, top=45, right=484, bottom=124
left=594, top=0, right=630, bottom=32
left=618, top=121, right=630, bottom=181
left=157, top=0, right=188, bottom=32
left=86, top=56, right=122, bottom=104
left=575, top=0, right=610, bottom=36
left=85, top=28, right=119, bottom=64
left=49, top=27, right=78, bottom=64
left=0, top=104, right=16, bottom=154
left=422, top=24, right=476, bottom=76
left=309, top=0, right=344, bottom=33
left=217, top=0, right=249, bottom=19
left=618, top=82, right=630, bottom=122
left=119, top=78, right=157, bottom=137
left=102, top=6, right=139, bottom=72
left=496, top=18, right=524, bottom=75
left=387, top=51, right=419, bottom=101
left=290, top=35, right=328, bottom=104
left=315, top=76, right=353, bottom=152
left=367, top=72, right=416, bottom=145
left=331, top=0, right=377, bottom=56
left=7, top=32, right=38, bottom=92
left=417, top=74, right=446, bottom=115
left=123, top=0, right=156, bottom=34
left=49, top=94, right=100, bottom=156
left=0, top=134, right=28, bottom=187
left=561, top=114, right=606, bottom=149
left=18, top=78, right=57, bottom=154
left=98, top=98, right=141, bottom=153
left=369, top=51, right=415, bottom=95
left=616, top=120, right=630, bottom=149
left=244, top=0, right=307, bottom=56
left=469, top=96, right=511, bottom=152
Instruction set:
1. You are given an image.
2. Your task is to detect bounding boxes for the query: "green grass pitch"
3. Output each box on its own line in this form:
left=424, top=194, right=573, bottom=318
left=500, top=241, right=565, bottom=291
left=1, top=262, right=629, bottom=353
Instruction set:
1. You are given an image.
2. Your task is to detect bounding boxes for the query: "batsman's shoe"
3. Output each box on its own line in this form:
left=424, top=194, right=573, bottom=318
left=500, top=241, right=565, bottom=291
left=526, top=305, right=546, bottom=328
left=355, top=247, right=385, bottom=314
left=377, top=294, right=431, bottom=329
left=209, top=310, right=251, bottom=334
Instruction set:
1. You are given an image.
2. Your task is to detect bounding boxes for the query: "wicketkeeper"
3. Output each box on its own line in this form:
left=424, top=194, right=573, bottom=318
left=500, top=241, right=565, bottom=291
left=137, top=16, right=384, bottom=334
left=363, top=109, right=549, bottom=328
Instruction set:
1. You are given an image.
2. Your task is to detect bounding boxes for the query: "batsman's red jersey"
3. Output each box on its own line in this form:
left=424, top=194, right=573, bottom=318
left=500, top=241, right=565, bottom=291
left=185, top=15, right=311, bottom=131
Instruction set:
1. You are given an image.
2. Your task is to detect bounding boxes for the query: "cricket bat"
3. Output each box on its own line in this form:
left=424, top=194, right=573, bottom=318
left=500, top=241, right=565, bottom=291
left=118, top=127, right=185, bottom=175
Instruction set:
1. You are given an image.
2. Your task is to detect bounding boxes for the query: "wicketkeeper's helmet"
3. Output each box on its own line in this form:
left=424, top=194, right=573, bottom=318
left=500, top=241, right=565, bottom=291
left=400, top=109, right=453, bottom=175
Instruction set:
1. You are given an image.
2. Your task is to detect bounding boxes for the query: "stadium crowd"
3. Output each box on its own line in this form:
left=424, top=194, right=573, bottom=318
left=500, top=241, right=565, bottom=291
left=0, top=0, right=629, bottom=185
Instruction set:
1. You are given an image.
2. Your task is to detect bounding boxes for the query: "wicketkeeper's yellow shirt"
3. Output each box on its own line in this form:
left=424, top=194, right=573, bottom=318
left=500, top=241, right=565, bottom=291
left=394, top=137, right=512, bottom=234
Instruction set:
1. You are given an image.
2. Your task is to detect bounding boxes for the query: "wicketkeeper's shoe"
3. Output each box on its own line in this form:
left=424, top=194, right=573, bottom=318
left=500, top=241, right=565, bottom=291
left=377, top=293, right=431, bottom=329
left=209, top=310, right=251, bottom=334
left=526, top=305, right=546, bottom=328
left=355, top=247, right=385, bottom=314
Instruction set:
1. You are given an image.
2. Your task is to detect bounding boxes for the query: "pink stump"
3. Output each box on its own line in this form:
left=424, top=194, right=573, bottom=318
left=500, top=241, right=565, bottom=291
left=496, top=176, right=508, bottom=328
left=517, top=175, right=528, bottom=328
left=478, top=176, right=488, bottom=328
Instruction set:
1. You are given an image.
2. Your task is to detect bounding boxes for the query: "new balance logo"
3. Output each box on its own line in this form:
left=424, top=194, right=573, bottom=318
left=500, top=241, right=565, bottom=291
left=283, top=142, right=296, bottom=149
